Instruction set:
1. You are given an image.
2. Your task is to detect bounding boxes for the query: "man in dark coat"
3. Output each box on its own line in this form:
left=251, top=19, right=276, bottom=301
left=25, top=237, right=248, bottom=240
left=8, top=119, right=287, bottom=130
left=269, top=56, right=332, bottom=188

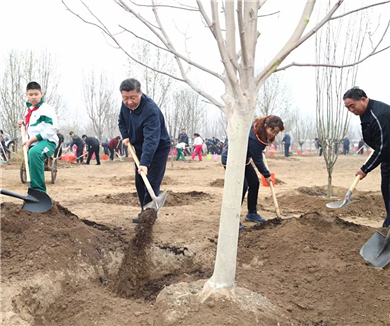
left=343, top=136, right=350, bottom=155
left=344, top=87, right=390, bottom=227
left=67, top=132, right=85, bottom=163
left=118, top=78, right=170, bottom=223
left=282, top=133, right=291, bottom=157
left=178, top=129, right=189, bottom=155
left=82, top=135, right=101, bottom=165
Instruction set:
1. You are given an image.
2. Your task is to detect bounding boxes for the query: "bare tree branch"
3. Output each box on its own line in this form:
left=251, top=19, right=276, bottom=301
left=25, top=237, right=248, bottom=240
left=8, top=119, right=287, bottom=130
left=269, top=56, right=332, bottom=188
left=118, top=26, right=224, bottom=81
left=330, top=0, right=390, bottom=20
left=128, top=0, right=199, bottom=11
left=276, top=19, right=390, bottom=71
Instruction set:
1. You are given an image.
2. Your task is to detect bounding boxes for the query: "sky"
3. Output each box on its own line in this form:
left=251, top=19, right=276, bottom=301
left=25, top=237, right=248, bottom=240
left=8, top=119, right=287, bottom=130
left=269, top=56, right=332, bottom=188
left=0, top=0, right=389, bottom=134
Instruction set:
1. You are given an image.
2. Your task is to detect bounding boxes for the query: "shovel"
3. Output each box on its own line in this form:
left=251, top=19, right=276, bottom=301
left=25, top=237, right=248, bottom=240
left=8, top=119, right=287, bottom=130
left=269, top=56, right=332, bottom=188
left=0, top=141, right=11, bottom=165
left=262, top=153, right=281, bottom=218
left=127, top=141, right=167, bottom=211
left=115, top=151, right=125, bottom=162
left=360, top=228, right=390, bottom=268
left=0, top=126, right=52, bottom=213
left=326, top=150, right=375, bottom=209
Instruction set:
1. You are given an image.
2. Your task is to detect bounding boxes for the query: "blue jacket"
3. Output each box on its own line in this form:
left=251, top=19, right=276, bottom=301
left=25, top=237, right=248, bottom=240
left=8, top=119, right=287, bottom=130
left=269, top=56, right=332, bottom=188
left=282, top=134, right=291, bottom=145
left=221, top=122, right=271, bottom=178
left=360, top=99, right=390, bottom=172
left=118, top=94, right=170, bottom=167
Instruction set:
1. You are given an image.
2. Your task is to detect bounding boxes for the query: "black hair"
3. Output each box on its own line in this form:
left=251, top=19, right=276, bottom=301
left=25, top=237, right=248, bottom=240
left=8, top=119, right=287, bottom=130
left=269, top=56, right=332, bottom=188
left=82, top=135, right=87, bottom=138
left=343, top=87, right=367, bottom=101
left=194, top=133, right=200, bottom=137
left=119, top=78, right=141, bottom=93
left=69, top=131, right=74, bottom=136
left=116, top=136, right=121, bottom=140
left=26, top=81, right=41, bottom=92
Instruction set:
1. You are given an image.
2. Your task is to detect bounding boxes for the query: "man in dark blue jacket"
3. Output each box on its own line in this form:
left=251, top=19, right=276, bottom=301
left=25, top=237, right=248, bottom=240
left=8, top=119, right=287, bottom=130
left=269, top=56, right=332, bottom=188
left=282, top=133, right=291, bottom=157
left=118, top=78, right=170, bottom=223
left=344, top=87, right=390, bottom=227
left=82, top=135, right=101, bottom=165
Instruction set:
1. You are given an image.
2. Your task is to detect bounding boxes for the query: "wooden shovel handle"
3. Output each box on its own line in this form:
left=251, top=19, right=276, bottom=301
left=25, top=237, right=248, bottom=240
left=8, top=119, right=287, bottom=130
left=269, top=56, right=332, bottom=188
left=127, top=141, right=157, bottom=201
left=262, top=153, right=281, bottom=218
left=350, top=150, right=375, bottom=192
left=20, top=126, right=31, bottom=183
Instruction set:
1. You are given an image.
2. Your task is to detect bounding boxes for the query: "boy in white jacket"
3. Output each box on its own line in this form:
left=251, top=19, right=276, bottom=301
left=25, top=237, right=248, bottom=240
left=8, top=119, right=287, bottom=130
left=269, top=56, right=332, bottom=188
left=18, top=82, right=59, bottom=193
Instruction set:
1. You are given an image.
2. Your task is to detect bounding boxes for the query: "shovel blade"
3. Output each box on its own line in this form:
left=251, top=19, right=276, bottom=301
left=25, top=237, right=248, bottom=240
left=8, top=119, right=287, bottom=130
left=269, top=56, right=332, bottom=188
left=360, top=231, right=390, bottom=268
left=326, top=198, right=358, bottom=209
left=22, top=188, right=53, bottom=213
left=144, top=189, right=167, bottom=211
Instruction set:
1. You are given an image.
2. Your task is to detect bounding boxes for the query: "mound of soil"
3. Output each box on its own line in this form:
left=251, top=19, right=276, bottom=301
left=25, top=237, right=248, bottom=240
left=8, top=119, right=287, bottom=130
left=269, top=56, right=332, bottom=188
left=1, top=202, right=127, bottom=281
left=209, top=179, right=224, bottom=187
left=90, top=192, right=140, bottom=206
left=237, top=214, right=390, bottom=326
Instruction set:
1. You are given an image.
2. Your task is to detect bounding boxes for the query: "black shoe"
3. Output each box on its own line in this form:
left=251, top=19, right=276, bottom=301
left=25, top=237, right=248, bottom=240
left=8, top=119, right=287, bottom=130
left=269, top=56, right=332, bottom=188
left=245, top=212, right=267, bottom=223
left=96, top=163, right=101, bottom=165
left=383, top=215, right=390, bottom=227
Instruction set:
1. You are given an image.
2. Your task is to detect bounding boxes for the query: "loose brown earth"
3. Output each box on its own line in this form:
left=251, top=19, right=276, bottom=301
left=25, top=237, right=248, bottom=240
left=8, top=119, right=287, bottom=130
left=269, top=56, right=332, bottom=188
left=1, top=152, right=389, bottom=326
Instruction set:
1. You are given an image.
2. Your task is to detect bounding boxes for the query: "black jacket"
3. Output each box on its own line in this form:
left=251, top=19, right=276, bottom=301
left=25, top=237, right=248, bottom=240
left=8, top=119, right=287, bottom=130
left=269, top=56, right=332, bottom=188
left=221, top=122, right=270, bottom=178
left=118, top=94, right=170, bottom=167
left=360, top=99, right=390, bottom=173
left=84, top=137, right=99, bottom=148
left=70, top=135, right=84, bottom=148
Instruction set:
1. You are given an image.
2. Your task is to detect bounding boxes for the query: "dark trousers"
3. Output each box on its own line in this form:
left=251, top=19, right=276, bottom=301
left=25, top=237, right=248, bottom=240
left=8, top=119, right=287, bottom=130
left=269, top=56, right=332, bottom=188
left=135, top=146, right=170, bottom=209
left=109, top=148, right=115, bottom=160
left=76, top=146, right=84, bottom=163
left=284, top=143, right=290, bottom=157
left=242, top=163, right=260, bottom=213
left=381, top=162, right=390, bottom=227
left=86, top=145, right=100, bottom=164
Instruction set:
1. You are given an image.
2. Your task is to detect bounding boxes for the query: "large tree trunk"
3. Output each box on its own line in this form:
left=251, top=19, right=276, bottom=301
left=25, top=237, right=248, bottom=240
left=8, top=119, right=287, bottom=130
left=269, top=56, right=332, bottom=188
left=200, top=107, right=253, bottom=300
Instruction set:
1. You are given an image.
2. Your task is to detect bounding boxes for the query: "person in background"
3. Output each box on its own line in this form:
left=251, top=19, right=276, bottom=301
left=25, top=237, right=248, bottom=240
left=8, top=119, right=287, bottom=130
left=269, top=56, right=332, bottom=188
left=175, top=142, right=186, bottom=163
left=101, top=140, right=109, bottom=156
left=315, top=138, right=323, bottom=156
left=82, top=135, right=101, bottom=165
left=108, top=136, right=121, bottom=161
left=222, top=115, right=284, bottom=229
left=118, top=78, right=170, bottom=223
left=343, top=136, right=350, bottom=155
left=178, top=128, right=190, bottom=156
left=282, top=133, right=291, bottom=157
left=66, top=132, right=85, bottom=163
left=343, top=87, right=390, bottom=227
left=190, top=133, right=203, bottom=161
left=17, top=81, right=59, bottom=193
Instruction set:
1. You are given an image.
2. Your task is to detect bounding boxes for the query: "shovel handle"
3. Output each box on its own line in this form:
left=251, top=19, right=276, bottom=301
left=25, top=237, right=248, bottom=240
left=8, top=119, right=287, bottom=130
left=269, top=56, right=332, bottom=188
left=20, top=126, right=32, bottom=183
left=350, top=150, right=375, bottom=192
left=0, top=141, right=9, bottom=162
left=262, top=153, right=281, bottom=218
left=127, top=142, right=157, bottom=201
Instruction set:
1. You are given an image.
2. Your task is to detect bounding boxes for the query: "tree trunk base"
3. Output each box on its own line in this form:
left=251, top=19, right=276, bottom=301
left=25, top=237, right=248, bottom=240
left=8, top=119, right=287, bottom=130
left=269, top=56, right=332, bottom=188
left=155, top=279, right=289, bottom=325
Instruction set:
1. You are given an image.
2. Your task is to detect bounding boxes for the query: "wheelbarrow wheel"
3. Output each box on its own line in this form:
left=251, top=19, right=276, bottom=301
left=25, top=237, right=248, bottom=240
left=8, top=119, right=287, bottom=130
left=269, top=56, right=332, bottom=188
left=20, top=160, right=27, bottom=184
left=51, top=159, right=57, bottom=184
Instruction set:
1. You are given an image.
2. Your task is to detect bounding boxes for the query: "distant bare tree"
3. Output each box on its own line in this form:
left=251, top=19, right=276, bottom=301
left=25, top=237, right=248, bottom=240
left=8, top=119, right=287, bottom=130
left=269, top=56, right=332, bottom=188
left=127, top=40, right=176, bottom=113
left=316, top=2, right=370, bottom=197
left=169, top=87, right=206, bottom=140
left=82, top=71, right=118, bottom=142
left=290, top=110, right=315, bottom=152
left=255, top=73, right=292, bottom=119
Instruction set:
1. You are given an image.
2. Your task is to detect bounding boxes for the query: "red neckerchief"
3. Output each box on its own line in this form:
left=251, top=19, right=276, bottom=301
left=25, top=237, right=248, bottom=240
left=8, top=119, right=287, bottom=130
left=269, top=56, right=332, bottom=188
left=25, top=106, right=40, bottom=128
left=253, top=122, right=269, bottom=146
